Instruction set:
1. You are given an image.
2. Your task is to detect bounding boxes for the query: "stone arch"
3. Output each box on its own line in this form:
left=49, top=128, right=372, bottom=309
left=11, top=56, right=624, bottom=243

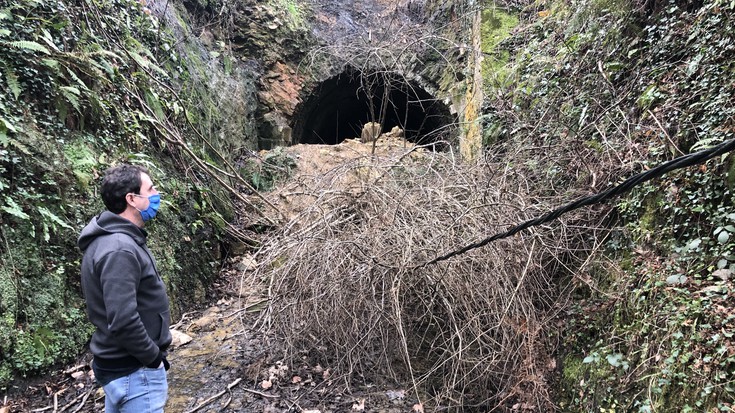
left=291, top=70, right=455, bottom=147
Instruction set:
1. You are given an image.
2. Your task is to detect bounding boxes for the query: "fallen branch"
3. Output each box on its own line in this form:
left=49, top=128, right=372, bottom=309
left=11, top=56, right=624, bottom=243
left=58, top=387, right=86, bottom=412
left=224, top=299, right=269, bottom=318
left=67, top=388, right=94, bottom=413
left=241, top=387, right=278, bottom=399
left=183, top=378, right=243, bottom=413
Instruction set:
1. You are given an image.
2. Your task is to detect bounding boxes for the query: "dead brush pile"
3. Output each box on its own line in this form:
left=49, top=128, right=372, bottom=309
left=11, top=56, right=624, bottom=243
left=251, top=143, right=612, bottom=411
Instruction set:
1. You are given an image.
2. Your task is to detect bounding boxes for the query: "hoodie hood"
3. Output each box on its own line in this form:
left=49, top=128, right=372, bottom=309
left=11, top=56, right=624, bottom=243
left=78, top=211, right=147, bottom=251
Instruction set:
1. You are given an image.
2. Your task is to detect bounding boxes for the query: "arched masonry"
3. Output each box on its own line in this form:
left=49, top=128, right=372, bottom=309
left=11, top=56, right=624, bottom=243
left=291, top=71, right=456, bottom=147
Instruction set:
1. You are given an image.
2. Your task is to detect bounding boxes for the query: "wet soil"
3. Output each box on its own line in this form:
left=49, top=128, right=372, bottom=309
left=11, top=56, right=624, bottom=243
left=3, top=291, right=417, bottom=413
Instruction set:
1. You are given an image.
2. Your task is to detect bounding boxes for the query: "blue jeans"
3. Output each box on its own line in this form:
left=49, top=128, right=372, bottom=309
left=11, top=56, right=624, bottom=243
left=102, top=366, right=168, bottom=413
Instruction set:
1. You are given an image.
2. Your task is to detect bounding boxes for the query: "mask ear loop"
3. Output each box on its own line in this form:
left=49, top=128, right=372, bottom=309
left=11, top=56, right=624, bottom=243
left=126, top=193, right=137, bottom=208
left=127, top=193, right=147, bottom=212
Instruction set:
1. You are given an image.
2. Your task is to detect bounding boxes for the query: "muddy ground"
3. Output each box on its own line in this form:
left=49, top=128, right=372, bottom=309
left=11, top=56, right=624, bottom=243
left=4, top=270, right=418, bottom=413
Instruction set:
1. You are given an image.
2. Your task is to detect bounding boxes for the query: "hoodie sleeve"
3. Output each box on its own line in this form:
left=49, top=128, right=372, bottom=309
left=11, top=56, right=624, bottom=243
left=97, top=249, right=160, bottom=366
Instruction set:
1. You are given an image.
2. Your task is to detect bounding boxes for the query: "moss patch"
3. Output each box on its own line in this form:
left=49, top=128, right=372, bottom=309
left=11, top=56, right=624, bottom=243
left=62, top=137, right=98, bottom=191
left=480, top=7, right=518, bottom=90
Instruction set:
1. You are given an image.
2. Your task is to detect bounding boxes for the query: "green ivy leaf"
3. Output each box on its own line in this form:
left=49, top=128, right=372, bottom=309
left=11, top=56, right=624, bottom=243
left=666, top=274, right=687, bottom=285
left=717, top=231, right=730, bottom=244
left=607, top=353, right=623, bottom=367
left=40, top=29, right=60, bottom=52
left=686, top=238, right=702, bottom=250
left=686, top=53, right=703, bottom=77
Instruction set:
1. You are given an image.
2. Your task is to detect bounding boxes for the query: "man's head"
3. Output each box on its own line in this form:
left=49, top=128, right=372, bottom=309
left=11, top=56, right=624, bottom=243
left=101, top=164, right=160, bottom=226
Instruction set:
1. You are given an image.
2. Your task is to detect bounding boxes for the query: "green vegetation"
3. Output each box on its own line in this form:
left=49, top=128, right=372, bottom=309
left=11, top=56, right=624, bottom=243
left=243, top=147, right=297, bottom=191
left=273, top=0, right=304, bottom=29
left=481, top=0, right=735, bottom=410
left=480, top=7, right=518, bottom=91
left=0, top=0, right=253, bottom=388
left=1, top=0, right=732, bottom=408
left=563, top=164, right=735, bottom=411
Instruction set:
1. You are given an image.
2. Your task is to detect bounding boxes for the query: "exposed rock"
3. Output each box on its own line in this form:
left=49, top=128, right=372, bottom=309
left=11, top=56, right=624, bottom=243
left=230, top=241, right=250, bottom=256
left=190, top=308, right=221, bottom=332
left=199, top=28, right=214, bottom=47
left=361, top=122, right=381, bottom=143
left=170, top=329, right=194, bottom=347
left=236, top=255, right=258, bottom=272
left=389, top=126, right=404, bottom=138
left=259, top=111, right=294, bottom=149
left=258, top=62, right=303, bottom=115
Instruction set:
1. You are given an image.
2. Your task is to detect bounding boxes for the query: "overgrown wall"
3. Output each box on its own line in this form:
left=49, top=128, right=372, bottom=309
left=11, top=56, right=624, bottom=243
left=0, top=0, right=260, bottom=387
left=482, top=0, right=735, bottom=410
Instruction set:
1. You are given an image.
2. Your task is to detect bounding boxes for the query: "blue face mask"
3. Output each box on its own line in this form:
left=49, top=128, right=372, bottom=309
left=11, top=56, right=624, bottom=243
left=135, top=194, right=161, bottom=222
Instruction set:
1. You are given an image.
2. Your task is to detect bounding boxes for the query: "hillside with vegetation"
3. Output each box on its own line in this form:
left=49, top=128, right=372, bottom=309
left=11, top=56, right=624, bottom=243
left=1, top=0, right=734, bottom=412
left=481, top=0, right=735, bottom=410
left=0, top=0, right=261, bottom=389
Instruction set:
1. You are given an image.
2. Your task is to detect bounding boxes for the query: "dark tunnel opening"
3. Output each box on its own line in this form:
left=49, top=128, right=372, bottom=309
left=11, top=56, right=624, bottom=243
left=292, top=71, right=456, bottom=147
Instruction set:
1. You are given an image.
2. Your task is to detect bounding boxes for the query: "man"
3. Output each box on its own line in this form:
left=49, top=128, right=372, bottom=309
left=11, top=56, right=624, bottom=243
left=78, top=164, right=171, bottom=413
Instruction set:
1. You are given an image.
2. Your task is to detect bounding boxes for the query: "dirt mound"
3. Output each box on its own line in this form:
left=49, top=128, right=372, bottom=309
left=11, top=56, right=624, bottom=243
left=267, top=133, right=426, bottom=222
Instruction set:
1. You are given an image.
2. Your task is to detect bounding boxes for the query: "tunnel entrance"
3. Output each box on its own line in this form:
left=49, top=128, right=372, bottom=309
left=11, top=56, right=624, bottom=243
left=292, top=71, right=455, bottom=147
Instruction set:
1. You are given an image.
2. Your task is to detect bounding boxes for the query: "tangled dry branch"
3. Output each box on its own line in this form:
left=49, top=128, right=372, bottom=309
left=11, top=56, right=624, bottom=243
left=248, top=139, right=614, bottom=411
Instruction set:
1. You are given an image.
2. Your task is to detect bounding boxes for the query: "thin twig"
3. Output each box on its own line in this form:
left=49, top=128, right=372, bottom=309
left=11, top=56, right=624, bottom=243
left=70, top=388, right=94, bottom=413
left=183, top=378, right=241, bottom=413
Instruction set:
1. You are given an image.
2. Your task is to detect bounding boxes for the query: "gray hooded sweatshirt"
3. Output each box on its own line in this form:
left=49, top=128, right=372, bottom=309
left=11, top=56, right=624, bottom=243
left=78, top=211, right=171, bottom=382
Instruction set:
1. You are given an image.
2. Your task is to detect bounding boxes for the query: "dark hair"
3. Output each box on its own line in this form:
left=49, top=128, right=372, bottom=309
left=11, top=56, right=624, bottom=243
left=101, top=164, right=149, bottom=213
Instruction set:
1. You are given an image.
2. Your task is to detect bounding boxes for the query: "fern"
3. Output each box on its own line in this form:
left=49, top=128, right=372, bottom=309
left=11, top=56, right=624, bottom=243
left=0, top=117, right=17, bottom=133
left=40, top=29, right=59, bottom=52
left=3, top=67, right=21, bottom=99
left=0, top=135, right=28, bottom=155
left=37, top=206, right=73, bottom=230
left=129, top=50, right=168, bottom=78
left=90, top=49, right=124, bottom=61
left=1, top=197, right=30, bottom=221
left=143, top=89, right=165, bottom=120
left=89, top=49, right=125, bottom=77
left=64, top=66, right=89, bottom=90
left=7, top=40, right=50, bottom=55
left=40, top=58, right=60, bottom=74
left=59, top=85, right=80, bottom=95
left=92, top=57, right=115, bottom=77
left=59, top=86, right=81, bottom=113
left=0, top=131, right=31, bottom=155
left=0, top=118, right=31, bottom=155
